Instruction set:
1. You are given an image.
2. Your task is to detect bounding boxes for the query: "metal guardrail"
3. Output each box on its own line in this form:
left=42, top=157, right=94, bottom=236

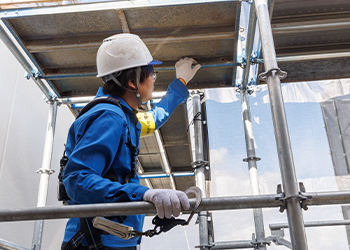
left=0, top=191, right=349, bottom=222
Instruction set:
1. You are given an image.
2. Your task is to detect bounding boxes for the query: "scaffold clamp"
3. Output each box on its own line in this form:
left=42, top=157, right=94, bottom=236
left=240, top=56, right=247, bottom=69
left=258, top=68, right=287, bottom=82
left=191, top=160, right=210, bottom=171
left=236, top=84, right=255, bottom=94
left=243, top=156, right=261, bottom=162
left=33, top=71, right=40, bottom=80
left=275, top=183, right=312, bottom=213
left=190, top=90, right=205, bottom=100
left=251, top=233, right=271, bottom=248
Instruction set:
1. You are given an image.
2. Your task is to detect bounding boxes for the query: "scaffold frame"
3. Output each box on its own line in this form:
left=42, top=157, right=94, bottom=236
left=1, top=0, right=350, bottom=250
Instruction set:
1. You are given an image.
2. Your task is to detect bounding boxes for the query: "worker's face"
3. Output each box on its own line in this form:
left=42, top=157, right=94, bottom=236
left=138, top=68, right=157, bottom=102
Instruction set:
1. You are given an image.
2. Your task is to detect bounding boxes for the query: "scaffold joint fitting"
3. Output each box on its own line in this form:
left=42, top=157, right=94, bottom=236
left=251, top=54, right=258, bottom=65
left=243, top=156, right=261, bottom=162
left=236, top=85, right=255, bottom=94
left=36, top=168, right=55, bottom=175
left=251, top=233, right=271, bottom=249
left=258, top=68, right=287, bottom=82
left=191, top=160, right=210, bottom=172
left=190, top=90, right=205, bottom=100
left=250, top=240, right=271, bottom=249
left=33, top=71, right=41, bottom=80
left=240, top=57, right=247, bottom=69
left=275, top=184, right=313, bottom=213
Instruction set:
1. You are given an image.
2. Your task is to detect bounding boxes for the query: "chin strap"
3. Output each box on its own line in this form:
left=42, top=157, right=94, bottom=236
left=134, top=67, right=142, bottom=109
left=103, top=67, right=143, bottom=109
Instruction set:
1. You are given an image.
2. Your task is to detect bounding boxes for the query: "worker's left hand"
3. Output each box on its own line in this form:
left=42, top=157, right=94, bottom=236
left=175, top=57, right=201, bottom=85
left=143, top=189, right=190, bottom=219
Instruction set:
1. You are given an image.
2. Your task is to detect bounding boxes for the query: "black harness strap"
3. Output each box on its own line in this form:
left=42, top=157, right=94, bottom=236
left=76, top=97, right=122, bottom=119
left=80, top=218, right=105, bottom=250
left=62, top=97, right=123, bottom=250
left=62, top=96, right=139, bottom=250
left=63, top=231, right=84, bottom=250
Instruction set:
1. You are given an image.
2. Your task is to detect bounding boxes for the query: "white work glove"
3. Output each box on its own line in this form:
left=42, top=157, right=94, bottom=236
left=143, top=189, right=190, bottom=219
left=175, top=57, right=201, bottom=84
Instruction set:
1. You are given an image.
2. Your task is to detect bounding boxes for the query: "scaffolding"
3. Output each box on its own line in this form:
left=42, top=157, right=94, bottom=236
left=1, top=0, right=350, bottom=249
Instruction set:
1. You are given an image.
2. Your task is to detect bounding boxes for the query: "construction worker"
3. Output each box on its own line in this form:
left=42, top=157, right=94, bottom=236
left=61, top=33, right=201, bottom=250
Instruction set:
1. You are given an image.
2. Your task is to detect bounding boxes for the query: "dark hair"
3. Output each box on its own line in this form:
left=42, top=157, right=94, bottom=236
left=102, top=65, right=152, bottom=97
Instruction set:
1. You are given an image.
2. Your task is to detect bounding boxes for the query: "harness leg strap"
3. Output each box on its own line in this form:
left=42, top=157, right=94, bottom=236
left=62, top=231, right=84, bottom=250
left=80, top=218, right=105, bottom=250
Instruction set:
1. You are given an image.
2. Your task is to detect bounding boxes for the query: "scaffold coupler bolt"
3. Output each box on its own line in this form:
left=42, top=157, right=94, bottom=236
left=274, top=182, right=312, bottom=213
left=252, top=240, right=271, bottom=248
left=251, top=234, right=271, bottom=249
left=235, top=85, right=255, bottom=95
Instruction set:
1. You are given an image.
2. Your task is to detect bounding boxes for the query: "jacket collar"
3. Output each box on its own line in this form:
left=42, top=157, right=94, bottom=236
left=95, top=87, right=135, bottom=114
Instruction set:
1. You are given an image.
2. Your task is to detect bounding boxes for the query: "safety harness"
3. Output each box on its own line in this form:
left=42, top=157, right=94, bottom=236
left=58, top=96, right=139, bottom=250
left=58, top=97, right=203, bottom=250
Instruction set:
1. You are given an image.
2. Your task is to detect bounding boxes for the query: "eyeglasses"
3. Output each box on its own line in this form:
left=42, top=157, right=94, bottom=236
left=150, top=70, right=158, bottom=80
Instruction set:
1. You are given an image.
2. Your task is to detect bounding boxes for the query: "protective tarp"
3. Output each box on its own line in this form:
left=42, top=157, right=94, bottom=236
left=206, top=78, right=350, bottom=104
left=204, top=78, right=350, bottom=249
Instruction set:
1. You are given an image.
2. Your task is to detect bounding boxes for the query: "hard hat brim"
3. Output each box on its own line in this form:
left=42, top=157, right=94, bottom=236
left=149, top=60, right=163, bottom=65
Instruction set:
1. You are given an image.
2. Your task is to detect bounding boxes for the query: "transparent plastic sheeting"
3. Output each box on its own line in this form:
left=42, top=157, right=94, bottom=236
left=205, top=78, right=350, bottom=104
left=204, top=78, right=350, bottom=250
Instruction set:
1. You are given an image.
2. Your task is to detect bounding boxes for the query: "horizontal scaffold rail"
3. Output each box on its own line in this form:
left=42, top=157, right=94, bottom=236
left=0, top=191, right=349, bottom=222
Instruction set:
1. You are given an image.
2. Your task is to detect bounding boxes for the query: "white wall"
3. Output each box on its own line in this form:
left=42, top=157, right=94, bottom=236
left=0, top=39, right=74, bottom=249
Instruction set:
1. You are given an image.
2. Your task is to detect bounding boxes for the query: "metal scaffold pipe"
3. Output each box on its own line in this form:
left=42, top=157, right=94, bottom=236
left=242, top=1, right=257, bottom=89
left=210, top=240, right=254, bottom=249
left=270, top=220, right=350, bottom=230
left=0, top=191, right=350, bottom=222
left=31, top=100, right=58, bottom=250
left=40, top=51, right=350, bottom=81
left=192, top=91, right=209, bottom=250
left=254, top=0, right=308, bottom=249
left=240, top=90, right=266, bottom=250
left=0, top=238, right=30, bottom=250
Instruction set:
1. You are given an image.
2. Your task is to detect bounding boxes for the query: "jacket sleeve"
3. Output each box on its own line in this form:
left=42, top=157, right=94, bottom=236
left=63, top=110, right=148, bottom=204
left=137, top=79, right=189, bottom=136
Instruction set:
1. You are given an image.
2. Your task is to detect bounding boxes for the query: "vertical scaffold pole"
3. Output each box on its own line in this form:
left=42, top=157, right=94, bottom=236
left=31, top=100, right=58, bottom=250
left=254, top=0, right=308, bottom=249
left=240, top=90, right=267, bottom=250
left=192, top=91, right=209, bottom=250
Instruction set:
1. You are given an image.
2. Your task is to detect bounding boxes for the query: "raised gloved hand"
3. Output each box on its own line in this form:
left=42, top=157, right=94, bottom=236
left=143, top=189, right=190, bottom=219
left=175, top=57, right=201, bottom=85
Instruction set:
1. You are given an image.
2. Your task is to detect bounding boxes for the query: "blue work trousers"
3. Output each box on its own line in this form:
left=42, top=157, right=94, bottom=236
left=61, top=243, right=137, bottom=250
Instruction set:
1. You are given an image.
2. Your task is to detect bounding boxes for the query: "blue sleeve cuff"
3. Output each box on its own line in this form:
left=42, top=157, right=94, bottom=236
left=169, top=78, right=190, bottom=101
left=125, top=184, right=149, bottom=201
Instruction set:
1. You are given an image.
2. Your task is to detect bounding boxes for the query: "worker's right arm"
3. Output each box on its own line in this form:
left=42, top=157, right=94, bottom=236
left=137, top=57, right=201, bottom=137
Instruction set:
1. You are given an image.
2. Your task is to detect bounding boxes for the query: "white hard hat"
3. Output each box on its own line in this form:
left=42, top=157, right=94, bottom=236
left=96, top=33, right=162, bottom=78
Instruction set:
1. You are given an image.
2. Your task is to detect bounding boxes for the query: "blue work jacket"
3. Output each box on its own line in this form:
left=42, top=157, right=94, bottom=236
left=62, top=79, right=189, bottom=248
